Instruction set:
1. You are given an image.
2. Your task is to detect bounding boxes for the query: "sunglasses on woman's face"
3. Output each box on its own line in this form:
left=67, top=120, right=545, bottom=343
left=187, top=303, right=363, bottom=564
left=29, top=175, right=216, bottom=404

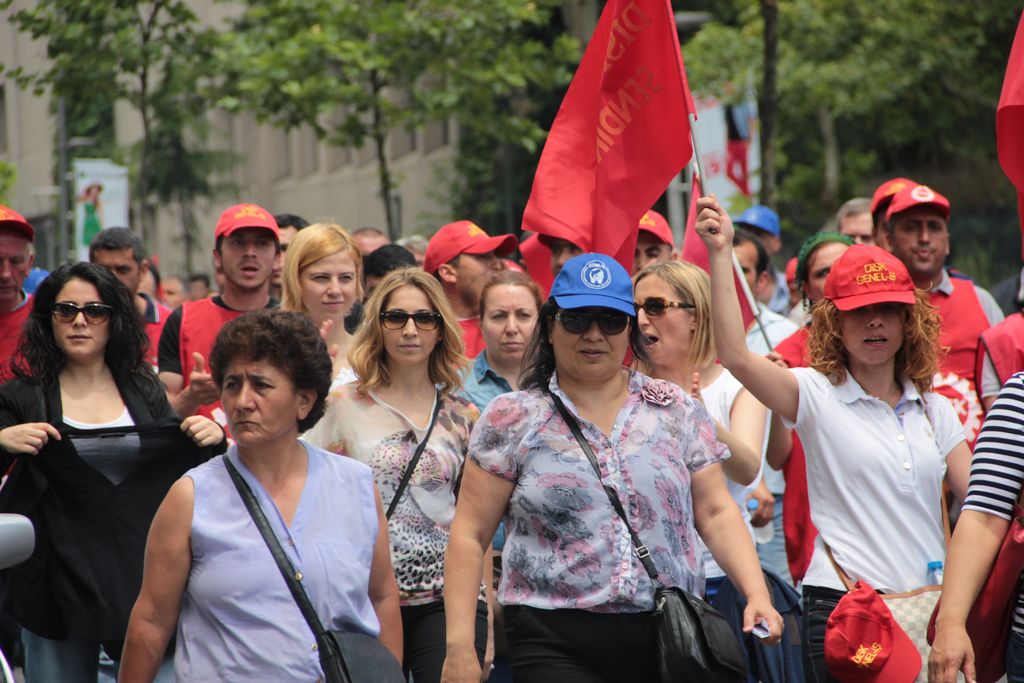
left=52, top=302, right=113, bottom=325
left=554, top=310, right=630, bottom=336
left=634, top=297, right=695, bottom=317
left=380, top=309, right=442, bottom=331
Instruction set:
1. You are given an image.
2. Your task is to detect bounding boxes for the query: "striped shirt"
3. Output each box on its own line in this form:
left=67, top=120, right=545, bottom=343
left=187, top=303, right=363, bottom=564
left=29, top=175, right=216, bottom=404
left=962, top=372, right=1024, bottom=631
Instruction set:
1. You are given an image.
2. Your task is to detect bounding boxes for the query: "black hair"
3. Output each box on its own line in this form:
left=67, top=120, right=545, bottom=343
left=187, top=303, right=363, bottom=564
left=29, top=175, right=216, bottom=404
left=364, top=244, right=416, bottom=279
left=148, top=260, right=161, bottom=289
left=88, top=227, right=147, bottom=263
left=209, top=309, right=332, bottom=432
left=732, top=227, right=770, bottom=276
left=11, top=262, right=153, bottom=388
left=519, top=299, right=650, bottom=391
left=187, top=273, right=211, bottom=289
left=274, top=213, right=309, bottom=231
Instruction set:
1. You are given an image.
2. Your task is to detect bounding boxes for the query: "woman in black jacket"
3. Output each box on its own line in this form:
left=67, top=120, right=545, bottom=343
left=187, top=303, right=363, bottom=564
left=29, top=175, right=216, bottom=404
left=0, top=262, right=223, bottom=683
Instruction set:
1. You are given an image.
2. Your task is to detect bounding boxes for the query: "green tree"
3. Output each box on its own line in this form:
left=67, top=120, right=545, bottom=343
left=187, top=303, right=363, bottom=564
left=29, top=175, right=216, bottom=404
left=2, top=0, right=212, bottom=243
left=0, top=161, right=16, bottom=205
left=213, top=0, right=577, bottom=239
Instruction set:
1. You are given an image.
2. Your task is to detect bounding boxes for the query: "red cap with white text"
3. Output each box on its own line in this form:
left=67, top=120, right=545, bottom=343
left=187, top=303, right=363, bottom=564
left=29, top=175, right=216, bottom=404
left=884, top=185, right=950, bottom=222
left=215, top=203, right=280, bottom=240
left=823, top=244, right=916, bottom=311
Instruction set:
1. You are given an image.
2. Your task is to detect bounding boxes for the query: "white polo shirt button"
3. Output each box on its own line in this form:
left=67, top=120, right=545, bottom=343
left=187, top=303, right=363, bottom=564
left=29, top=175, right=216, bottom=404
left=903, top=462, right=912, bottom=470
left=312, top=643, right=318, bottom=652
left=896, top=434, right=906, bottom=442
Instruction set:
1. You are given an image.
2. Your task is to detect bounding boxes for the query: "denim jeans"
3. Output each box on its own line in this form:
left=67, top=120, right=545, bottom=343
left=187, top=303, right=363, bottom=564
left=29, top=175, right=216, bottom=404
left=22, top=629, right=174, bottom=683
left=1008, top=629, right=1024, bottom=683
left=801, top=585, right=844, bottom=683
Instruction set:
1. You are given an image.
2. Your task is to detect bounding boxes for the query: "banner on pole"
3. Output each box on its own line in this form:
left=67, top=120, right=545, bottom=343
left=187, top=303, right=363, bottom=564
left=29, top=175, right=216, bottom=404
left=73, top=159, right=130, bottom=261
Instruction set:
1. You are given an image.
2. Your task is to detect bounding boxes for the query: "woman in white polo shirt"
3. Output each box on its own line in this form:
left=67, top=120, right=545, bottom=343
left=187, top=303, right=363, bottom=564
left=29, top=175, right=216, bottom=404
left=695, top=196, right=971, bottom=681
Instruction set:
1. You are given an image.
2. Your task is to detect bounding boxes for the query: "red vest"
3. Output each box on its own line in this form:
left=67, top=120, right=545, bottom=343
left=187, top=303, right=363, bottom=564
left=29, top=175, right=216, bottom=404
left=930, top=278, right=990, bottom=445
left=977, top=312, right=1024, bottom=388
left=0, top=298, right=30, bottom=383
left=144, top=299, right=172, bottom=371
left=179, top=298, right=245, bottom=426
left=773, top=326, right=816, bottom=585
left=459, top=317, right=485, bottom=359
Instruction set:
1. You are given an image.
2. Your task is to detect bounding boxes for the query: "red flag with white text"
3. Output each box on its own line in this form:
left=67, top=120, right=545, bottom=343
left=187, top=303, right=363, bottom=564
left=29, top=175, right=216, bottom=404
left=521, top=0, right=695, bottom=273
left=680, top=174, right=755, bottom=329
left=998, top=11, right=1024, bottom=259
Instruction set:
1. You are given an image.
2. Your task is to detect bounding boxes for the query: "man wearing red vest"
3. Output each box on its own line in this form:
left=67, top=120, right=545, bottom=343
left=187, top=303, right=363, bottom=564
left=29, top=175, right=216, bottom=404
left=423, top=220, right=516, bottom=359
left=976, top=311, right=1024, bottom=411
left=879, top=184, right=1003, bottom=444
left=0, top=206, right=35, bottom=383
left=158, top=204, right=280, bottom=424
left=89, top=227, right=170, bottom=371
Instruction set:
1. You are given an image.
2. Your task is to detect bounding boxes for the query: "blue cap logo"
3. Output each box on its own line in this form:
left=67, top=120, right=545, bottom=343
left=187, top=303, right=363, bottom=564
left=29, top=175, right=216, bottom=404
left=580, top=260, right=612, bottom=290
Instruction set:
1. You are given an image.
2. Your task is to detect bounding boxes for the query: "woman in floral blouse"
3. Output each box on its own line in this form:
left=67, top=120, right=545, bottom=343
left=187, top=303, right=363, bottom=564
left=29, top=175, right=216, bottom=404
left=303, top=267, right=488, bottom=683
left=442, top=254, right=782, bottom=683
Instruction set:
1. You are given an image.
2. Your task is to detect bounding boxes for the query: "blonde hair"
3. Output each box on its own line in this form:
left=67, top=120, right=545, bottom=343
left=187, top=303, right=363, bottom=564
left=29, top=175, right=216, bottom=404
left=281, top=223, right=363, bottom=316
left=806, top=290, right=940, bottom=396
left=349, top=267, right=467, bottom=395
left=633, top=261, right=716, bottom=369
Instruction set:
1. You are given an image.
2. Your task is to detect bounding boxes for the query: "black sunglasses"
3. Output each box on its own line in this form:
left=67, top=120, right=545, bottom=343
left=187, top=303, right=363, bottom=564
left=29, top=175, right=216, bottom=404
left=52, top=302, right=113, bottom=325
left=554, top=310, right=630, bottom=336
left=380, top=309, right=442, bottom=331
left=635, top=297, right=695, bottom=317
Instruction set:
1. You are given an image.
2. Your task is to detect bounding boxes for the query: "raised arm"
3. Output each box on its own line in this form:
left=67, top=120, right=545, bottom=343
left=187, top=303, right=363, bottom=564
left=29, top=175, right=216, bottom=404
left=119, top=477, right=195, bottom=682
left=442, top=461, right=514, bottom=683
left=695, top=196, right=800, bottom=423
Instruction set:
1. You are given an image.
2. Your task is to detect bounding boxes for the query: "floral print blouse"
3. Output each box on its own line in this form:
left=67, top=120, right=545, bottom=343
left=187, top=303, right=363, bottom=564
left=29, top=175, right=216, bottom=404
left=471, top=370, right=726, bottom=613
left=303, top=384, right=479, bottom=606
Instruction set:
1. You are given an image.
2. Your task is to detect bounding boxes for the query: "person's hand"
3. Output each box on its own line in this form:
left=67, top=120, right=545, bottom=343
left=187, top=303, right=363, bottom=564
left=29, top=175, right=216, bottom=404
left=689, top=372, right=705, bottom=405
left=181, top=415, right=225, bottom=448
left=741, top=596, right=784, bottom=645
left=695, top=195, right=735, bottom=253
left=746, top=483, right=775, bottom=528
left=441, top=646, right=483, bottom=683
left=928, top=622, right=977, bottom=683
left=184, top=353, right=220, bottom=406
left=0, top=422, right=61, bottom=455
left=765, top=350, right=790, bottom=369
left=318, top=318, right=340, bottom=361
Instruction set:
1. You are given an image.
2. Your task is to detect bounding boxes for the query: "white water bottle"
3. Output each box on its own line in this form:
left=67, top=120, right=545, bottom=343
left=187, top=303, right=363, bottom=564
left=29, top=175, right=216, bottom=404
left=927, top=560, right=944, bottom=585
left=747, top=499, right=774, bottom=544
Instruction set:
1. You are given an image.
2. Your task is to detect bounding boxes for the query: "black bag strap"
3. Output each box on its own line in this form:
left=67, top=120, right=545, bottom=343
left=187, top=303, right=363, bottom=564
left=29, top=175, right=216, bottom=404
left=385, top=390, right=442, bottom=520
left=224, top=456, right=349, bottom=674
left=549, top=392, right=663, bottom=586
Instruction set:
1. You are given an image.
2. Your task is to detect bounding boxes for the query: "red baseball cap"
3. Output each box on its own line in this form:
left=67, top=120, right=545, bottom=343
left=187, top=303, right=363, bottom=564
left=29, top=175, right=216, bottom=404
left=638, top=210, right=674, bottom=248
left=423, top=220, right=517, bottom=274
left=884, top=185, right=950, bottom=223
left=0, top=205, right=34, bottom=241
left=869, top=178, right=916, bottom=216
left=785, top=256, right=798, bottom=284
left=215, top=203, right=280, bottom=240
left=824, top=244, right=916, bottom=311
left=825, top=582, right=921, bottom=682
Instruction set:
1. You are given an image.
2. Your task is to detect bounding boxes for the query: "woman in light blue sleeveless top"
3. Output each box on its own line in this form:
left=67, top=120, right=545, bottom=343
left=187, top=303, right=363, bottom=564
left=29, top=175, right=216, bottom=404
left=120, top=310, right=402, bottom=680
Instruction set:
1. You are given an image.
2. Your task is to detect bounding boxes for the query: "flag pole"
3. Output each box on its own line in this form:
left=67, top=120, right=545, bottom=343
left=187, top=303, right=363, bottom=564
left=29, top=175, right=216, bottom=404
left=688, top=112, right=772, bottom=349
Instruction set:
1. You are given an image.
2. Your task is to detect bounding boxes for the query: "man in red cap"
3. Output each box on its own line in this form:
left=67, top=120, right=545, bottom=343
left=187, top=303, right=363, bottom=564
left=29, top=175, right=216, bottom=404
left=869, top=177, right=915, bottom=246
left=423, top=220, right=517, bottom=358
left=632, top=209, right=675, bottom=274
left=0, top=205, right=35, bottom=382
left=881, top=184, right=1002, bottom=445
left=158, top=203, right=280, bottom=423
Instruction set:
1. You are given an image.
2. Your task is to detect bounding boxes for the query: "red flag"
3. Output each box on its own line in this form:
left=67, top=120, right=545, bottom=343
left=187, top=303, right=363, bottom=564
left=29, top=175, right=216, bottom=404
left=998, top=11, right=1024, bottom=259
left=519, top=233, right=554, bottom=297
left=521, top=0, right=695, bottom=273
left=680, top=174, right=755, bottom=329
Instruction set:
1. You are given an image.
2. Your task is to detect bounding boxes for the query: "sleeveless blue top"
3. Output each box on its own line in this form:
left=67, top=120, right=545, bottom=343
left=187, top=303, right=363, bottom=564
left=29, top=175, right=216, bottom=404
left=175, top=442, right=380, bottom=680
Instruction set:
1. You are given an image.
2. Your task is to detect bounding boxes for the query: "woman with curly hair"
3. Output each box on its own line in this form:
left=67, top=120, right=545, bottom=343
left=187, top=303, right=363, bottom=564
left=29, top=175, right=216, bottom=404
left=303, top=267, right=489, bottom=682
left=0, top=263, right=223, bottom=682
left=696, top=197, right=971, bottom=681
left=281, top=223, right=362, bottom=390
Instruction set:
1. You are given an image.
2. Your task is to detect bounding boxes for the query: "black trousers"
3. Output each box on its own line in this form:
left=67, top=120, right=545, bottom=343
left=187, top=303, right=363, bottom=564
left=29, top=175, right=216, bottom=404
left=400, top=599, right=487, bottom=683
left=503, top=605, right=658, bottom=683
left=801, top=585, right=845, bottom=683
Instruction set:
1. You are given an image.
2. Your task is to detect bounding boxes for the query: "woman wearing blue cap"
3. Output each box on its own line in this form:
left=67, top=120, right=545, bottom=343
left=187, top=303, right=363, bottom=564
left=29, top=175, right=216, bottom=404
left=441, top=253, right=782, bottom=682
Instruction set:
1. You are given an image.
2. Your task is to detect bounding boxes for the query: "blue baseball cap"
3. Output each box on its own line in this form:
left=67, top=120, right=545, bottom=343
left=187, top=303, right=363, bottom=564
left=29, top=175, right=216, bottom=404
left=550, top=253, right=635, bottom=317
left=736, top=205, right=781, bottom=237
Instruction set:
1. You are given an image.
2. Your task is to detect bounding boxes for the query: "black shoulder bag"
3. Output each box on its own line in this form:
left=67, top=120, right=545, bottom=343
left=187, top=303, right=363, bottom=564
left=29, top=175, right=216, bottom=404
left=225, top=458, right=404, bottom=683
left=550, top=393, right=747, bottom=683
left=385, top=390, right=442, bottom=520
